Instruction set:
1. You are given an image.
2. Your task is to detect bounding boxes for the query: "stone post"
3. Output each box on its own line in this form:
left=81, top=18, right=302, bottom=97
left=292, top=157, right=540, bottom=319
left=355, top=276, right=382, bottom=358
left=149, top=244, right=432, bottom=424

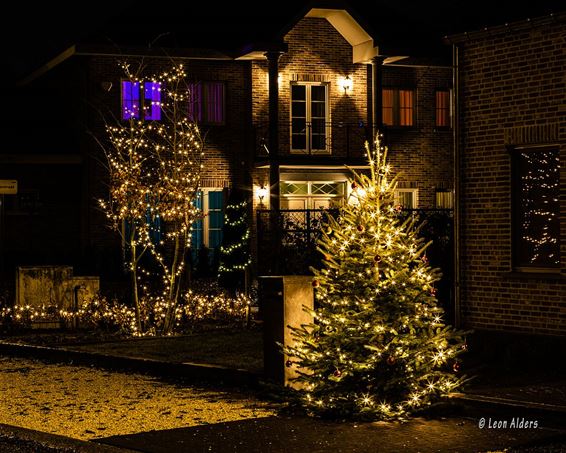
left=259, top=276, right=314, bottom=386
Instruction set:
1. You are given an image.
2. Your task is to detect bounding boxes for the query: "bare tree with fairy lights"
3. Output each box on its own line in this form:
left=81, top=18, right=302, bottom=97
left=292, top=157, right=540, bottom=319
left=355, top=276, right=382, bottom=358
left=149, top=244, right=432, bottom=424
left=97, top=62, right=204, bottom=335
left=284, top=133, right=467, bottom=420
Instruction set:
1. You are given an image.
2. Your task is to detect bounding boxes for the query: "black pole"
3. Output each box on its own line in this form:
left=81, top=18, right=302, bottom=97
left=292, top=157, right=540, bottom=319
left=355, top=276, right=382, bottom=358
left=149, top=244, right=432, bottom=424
left=265, top=51, right=282, bottom=212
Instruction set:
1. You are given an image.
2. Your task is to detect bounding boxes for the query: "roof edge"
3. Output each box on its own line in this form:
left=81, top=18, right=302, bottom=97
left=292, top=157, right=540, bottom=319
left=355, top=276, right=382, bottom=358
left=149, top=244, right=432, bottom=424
left=445, top=10, right=566, bottom=44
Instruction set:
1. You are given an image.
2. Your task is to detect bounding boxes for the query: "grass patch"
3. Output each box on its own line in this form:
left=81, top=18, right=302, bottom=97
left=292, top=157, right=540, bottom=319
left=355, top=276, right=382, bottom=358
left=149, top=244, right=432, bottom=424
left=67, top=329, right=263, bottom=373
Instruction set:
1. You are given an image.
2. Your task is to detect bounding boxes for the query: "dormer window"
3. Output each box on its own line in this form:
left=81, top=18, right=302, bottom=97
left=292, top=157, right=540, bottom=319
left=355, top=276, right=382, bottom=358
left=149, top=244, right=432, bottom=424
left=121, top=81, right=162, bottom=121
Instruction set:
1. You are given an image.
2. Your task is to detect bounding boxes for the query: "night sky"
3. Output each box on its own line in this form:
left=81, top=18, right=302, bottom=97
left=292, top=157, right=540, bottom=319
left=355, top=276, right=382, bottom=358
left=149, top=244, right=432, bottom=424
left=1, top=0, right=564, bottom=83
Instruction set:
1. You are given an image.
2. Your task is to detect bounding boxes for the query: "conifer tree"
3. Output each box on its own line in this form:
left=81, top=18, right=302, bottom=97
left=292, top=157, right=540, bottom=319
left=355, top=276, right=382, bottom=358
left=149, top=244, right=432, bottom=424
left=284, top=134, right=466, bottom=420
left=218, top=189, right=251, bottom=292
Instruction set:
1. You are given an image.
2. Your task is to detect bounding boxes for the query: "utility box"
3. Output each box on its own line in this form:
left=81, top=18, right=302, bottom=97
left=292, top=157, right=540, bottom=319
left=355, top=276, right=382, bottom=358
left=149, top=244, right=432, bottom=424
left=258, top=276, right=314, bottom=387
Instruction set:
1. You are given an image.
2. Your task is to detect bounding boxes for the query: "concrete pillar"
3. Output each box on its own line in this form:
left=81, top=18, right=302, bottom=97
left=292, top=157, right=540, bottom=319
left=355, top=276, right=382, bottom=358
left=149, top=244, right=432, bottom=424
left=259, top=276, right=314, bottom=386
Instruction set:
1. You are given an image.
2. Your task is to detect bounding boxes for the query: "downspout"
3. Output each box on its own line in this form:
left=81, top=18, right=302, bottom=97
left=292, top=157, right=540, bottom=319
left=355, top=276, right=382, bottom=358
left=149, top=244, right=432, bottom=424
left=371, top=56, right=386, bottom=140
left=452, top=43, right=462, bottom=328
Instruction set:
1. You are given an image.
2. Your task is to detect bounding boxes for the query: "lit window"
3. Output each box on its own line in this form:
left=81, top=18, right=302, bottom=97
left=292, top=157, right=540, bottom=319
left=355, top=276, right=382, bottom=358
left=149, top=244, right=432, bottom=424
left=435, top=90, right=451, bottom=128
left=280, top=181, right=345, bottom=209
left=121, top=81, right=161, bottom=121
left=512, top=147, right=560, bottom=270
left=435, top=189, right=454, bottom=209
left=291, top=83, right=329, bottom=153
left=394, top=188, right=418, bottom=208
left=382, top=88, right=414, bottom=127
left=188, top=82, right=225, bottom=125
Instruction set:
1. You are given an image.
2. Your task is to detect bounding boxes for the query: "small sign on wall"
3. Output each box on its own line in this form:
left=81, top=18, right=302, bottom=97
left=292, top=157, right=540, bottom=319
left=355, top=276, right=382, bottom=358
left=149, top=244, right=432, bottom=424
left=0, top=180, right=17, bottom=194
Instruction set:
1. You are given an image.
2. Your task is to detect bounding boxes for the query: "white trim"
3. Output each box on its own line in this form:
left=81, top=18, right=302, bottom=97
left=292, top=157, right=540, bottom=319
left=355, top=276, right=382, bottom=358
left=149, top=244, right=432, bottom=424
left=197, top=188, right=223, bottom=248
left=290, top=82, right=331, bottom=155
left=394, top=188, right=419, bottom=208
left=256, top=164, right=370, bottom=170
left=280, top=180, right=346, bottom=209
left=305, top=9, right=378, bottom=63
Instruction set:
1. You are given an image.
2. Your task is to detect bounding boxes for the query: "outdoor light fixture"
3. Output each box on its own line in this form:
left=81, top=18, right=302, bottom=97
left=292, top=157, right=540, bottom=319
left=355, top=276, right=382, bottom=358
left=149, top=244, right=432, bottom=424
left=257, top=185, right=268, bottom=204
left=340, top=76, right=352, bottom=94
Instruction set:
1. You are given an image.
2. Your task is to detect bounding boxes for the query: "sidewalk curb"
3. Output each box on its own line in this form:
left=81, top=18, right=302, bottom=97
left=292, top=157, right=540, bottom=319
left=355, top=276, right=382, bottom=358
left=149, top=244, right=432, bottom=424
left=453, top=393, right=566, bottom=414
left=0, top=341, right=261, bottom=387
left=449, top=392, right=566, bottom=428
left=0, top=423, right=136, bottom=452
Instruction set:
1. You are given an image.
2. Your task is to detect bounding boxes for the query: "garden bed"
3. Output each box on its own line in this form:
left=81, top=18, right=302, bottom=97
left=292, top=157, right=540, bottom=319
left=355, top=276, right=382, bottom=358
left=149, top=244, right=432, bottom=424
left=1, top=327, right=263, bottom=373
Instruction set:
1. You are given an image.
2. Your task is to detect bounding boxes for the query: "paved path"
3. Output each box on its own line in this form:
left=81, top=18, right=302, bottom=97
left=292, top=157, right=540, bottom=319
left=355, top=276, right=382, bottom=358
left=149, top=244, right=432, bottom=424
left=1, top=356, right=566, bottom=452
left=0, top=357, right=275, bottom=441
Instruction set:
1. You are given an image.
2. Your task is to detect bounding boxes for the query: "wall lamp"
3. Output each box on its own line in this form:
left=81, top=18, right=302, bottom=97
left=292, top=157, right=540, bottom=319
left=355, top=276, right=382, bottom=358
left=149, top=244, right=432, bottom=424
left=257, top=185, right=268, bottom=205
left=340, top=75, right=352, bottom=95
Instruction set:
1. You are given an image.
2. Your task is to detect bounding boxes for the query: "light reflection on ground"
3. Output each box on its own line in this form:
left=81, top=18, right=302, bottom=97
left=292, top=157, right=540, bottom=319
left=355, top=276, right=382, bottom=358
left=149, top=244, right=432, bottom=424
left=0, top=357, right=275, bottom=440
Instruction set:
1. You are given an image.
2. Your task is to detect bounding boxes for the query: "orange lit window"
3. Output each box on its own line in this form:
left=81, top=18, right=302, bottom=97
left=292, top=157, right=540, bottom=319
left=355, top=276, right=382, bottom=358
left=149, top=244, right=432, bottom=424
left=382, top=88, right=414, bottom=127
left=435, top=90, right=451, bottom=128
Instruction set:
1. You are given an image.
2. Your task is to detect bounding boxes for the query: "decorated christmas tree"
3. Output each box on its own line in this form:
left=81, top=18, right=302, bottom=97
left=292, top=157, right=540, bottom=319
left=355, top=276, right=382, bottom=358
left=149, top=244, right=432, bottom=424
left=284, top=134, right=466, bottom=420
left=218, top=189, right=251, bottom=292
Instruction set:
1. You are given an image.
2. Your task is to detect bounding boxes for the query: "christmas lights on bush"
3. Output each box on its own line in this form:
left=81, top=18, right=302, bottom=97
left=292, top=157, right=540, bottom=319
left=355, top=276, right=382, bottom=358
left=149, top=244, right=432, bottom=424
left=98, top=62, right=205, bottom=334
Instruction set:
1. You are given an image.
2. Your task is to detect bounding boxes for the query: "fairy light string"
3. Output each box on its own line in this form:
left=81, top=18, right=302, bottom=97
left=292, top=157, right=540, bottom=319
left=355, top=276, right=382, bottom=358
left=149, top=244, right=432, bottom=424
left=283, top=133, right=467, bottom=420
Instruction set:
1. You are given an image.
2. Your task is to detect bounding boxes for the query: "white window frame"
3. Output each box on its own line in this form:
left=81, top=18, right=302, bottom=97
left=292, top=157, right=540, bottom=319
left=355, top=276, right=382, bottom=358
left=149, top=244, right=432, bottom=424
left=290, top=82, right=331, bottom=155
left=394, top=188, right=419, bottom=209
left=195, top=188, right=224, bottom=248
left=280, top=180, right=345, bottom=209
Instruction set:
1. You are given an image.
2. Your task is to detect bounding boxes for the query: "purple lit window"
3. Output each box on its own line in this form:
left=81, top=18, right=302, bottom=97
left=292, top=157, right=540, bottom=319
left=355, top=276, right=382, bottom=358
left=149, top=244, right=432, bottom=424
left=188, top=82, right=224, bottom=125
left=144, top=82, right=161, bottom=120
left=121, top=81, right=161, bottom=121
left=122, top=81, right=140, bottom=120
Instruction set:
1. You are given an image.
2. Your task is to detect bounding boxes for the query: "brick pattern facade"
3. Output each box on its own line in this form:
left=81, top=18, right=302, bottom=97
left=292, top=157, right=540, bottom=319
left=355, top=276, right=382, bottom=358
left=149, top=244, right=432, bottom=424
left=1, top=11, right=455, bottom=282
left=383, top=65, right=453, bottom=208
left=60, top=55, right=251, bottom=277
left=251, top=17, right=453, bottom=208
left=457, top=19, right=566, bottom=335
left=252, top=18, right=369, bottom=160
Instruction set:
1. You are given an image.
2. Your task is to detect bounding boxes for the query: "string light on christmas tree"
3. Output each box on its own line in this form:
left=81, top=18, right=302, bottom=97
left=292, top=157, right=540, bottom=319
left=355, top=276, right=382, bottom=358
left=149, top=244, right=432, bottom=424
left=218, top=193, right=252, bottom=291
left=283, top=133, right=467, bottom=420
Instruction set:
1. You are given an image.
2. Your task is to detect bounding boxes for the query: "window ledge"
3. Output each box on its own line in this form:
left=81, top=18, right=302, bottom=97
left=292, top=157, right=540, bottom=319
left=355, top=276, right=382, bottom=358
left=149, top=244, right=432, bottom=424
left=502, top=271, right=566, bottom=281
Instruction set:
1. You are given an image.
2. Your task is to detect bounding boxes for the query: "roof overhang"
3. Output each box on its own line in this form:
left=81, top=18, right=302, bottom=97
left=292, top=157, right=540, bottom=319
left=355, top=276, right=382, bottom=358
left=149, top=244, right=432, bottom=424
left=19, top=43, right=235, bottom=85
left=305, top=8, right=378, bottom=63
left=255, top=163, right=370, bottom=170
left=237, top=8, right=381, bottom=63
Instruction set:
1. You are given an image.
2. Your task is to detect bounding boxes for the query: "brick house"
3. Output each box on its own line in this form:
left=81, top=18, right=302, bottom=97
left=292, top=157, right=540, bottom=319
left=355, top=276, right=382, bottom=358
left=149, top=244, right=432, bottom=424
left=447, top=11, right=566, bottom=351
left=0, top=4, right=453, bottom=289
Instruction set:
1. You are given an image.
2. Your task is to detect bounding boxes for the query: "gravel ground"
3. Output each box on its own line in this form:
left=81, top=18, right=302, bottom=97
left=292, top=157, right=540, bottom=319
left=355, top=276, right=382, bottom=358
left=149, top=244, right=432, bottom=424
left=0, top=357, right=275, bottom=441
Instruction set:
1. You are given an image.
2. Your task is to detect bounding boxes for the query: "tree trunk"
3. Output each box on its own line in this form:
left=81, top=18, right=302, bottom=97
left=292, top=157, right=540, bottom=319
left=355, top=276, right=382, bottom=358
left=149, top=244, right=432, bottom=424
left=130, top=237, right=142, bottom=334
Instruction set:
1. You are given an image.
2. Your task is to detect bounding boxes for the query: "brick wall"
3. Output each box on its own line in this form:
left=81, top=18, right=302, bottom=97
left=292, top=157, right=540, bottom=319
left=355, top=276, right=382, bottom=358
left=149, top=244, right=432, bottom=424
left=83, top=56, right=252, bottom=276
left=383, top=65, right=453, bottom=208
left=252, top=17, right=369, bottom=160
left=458, top=19, right=566, bottom=335
left=383, top=62, right=454, bottom=208
left=251, top=17, right=453, bottom=208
